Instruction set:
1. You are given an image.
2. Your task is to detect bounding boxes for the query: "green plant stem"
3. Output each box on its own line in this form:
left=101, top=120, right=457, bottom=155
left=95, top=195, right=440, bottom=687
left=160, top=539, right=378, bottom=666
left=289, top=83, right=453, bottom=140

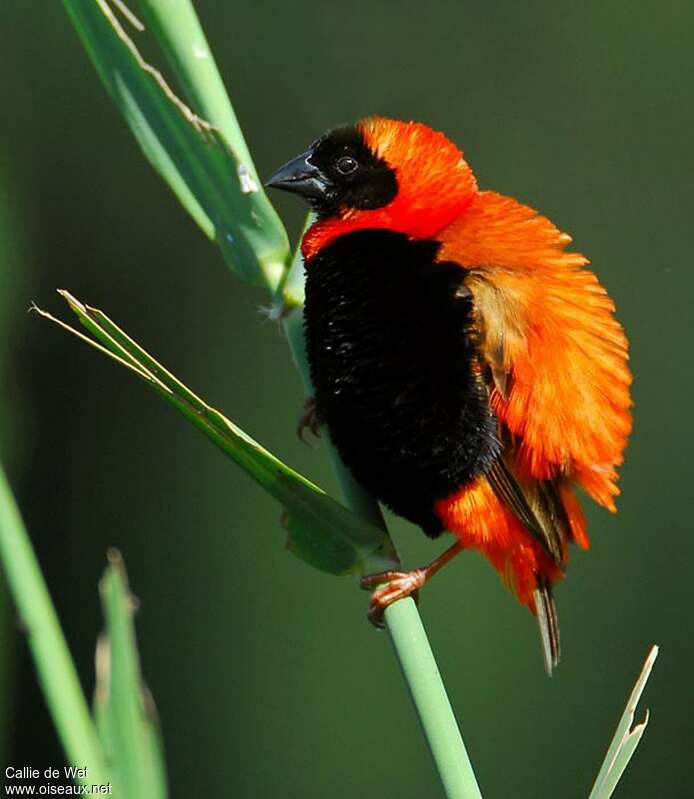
left=385, top=599, right=483, bottom=799
left=0, top=462, right=110, bottom=787
left=282, top=267, right=483, bottom=798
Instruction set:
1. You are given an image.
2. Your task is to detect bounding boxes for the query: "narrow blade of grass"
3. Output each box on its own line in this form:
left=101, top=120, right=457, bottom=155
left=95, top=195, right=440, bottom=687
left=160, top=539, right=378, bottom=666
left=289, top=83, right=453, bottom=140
left=588, top=645, right=658, bottom=799
left=62, top=0, right=289, bottom=290
left=34, top=292, right=397, bottom=576
left=0, top=461, right=111, bottom=787
left=94, top=549, right=168, bottom=799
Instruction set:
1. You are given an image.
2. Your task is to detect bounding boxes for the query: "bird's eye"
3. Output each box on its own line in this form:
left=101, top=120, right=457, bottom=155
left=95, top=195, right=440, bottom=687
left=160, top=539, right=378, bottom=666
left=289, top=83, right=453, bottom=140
left=336, top=156, right=358, bottom=175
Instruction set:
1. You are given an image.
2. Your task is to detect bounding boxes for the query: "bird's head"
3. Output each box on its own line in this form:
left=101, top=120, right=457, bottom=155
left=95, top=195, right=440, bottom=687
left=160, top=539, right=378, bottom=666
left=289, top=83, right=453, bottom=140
left=266, top=117, right=478, bottom=257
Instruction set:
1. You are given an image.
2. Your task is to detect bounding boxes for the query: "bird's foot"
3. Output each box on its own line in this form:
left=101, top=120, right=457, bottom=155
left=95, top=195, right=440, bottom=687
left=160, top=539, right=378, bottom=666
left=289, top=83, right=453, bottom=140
left=360, top=568, right=427, bottom=628
left=297, top=395, right=321, bottom=443
left=359, top=542, right=465, bottom=628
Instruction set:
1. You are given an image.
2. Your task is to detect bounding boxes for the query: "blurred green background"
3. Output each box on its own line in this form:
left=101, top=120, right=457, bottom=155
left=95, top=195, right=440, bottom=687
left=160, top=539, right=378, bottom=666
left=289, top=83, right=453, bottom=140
left=1, top=1, right=692, bottom=796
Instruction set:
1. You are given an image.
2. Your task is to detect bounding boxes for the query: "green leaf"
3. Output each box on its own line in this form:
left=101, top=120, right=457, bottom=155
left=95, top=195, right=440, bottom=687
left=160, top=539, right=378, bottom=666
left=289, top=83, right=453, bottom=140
left=62, top=0, right=289, bottom=290
left=94, top=549, right=167, bottom=799
left=34, top=292, right=397, bottom=576
left=588, top=645, right=658, bottom=799
left=0, top=461, right=111, bottom=787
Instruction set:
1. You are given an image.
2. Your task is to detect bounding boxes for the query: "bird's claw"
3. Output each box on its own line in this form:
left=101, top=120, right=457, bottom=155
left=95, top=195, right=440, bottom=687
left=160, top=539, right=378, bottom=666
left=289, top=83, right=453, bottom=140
left=360, top=569, right=426, bottom=628
left=297, top=395, right=321, bottom=443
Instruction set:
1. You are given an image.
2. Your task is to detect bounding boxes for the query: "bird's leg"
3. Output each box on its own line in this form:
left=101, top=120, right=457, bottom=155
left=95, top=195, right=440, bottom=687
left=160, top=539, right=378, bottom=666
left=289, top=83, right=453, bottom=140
left=360, top=540, right=464, bottom=627
left=297, top=395, right=321, bottom=443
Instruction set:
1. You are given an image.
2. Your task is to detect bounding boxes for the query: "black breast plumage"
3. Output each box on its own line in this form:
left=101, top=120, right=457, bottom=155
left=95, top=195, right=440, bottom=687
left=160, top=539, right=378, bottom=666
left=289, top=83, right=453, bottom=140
left=304, top=228, right=500, bottom=536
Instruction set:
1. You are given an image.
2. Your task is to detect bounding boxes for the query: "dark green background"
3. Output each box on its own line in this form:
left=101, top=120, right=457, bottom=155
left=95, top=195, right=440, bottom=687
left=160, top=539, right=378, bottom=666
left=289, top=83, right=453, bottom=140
left=2, top=1, right=692, bottom=797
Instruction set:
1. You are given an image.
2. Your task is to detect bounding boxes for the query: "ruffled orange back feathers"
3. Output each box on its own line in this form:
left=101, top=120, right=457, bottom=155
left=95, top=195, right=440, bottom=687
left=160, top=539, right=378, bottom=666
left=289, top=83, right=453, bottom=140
left=437, top=192, right=632, bottom=509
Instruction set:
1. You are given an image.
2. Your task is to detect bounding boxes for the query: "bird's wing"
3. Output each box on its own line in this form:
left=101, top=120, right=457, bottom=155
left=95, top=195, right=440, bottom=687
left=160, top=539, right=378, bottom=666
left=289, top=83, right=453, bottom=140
left=485, top=456, right=569, bottom=566
left=438, top=191, right=632, bottom=511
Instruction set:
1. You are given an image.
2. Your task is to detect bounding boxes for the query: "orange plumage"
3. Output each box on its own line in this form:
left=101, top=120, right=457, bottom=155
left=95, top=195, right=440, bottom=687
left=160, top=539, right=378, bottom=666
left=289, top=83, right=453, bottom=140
left=268, top=116, right=632, bottom=669
left=435, top=188, right=631, bottom=610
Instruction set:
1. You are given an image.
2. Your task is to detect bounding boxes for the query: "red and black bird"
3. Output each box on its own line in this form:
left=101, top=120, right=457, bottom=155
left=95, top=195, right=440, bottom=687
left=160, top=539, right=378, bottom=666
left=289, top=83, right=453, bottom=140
left=267, top=118, right=632, bottom=672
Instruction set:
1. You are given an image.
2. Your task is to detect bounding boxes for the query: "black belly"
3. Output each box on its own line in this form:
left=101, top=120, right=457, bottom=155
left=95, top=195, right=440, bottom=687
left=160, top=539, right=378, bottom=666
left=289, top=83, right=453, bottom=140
left=304, top=229, right=500, bottom=537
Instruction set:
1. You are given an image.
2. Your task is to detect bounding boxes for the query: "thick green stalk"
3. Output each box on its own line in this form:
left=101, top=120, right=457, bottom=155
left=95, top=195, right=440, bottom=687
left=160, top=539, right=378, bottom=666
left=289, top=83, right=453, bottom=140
left=385, top=600, right=483, bottom=799
left=0, top=463, right=110, bottom=787
left=282, top=258, right=483, bottom=798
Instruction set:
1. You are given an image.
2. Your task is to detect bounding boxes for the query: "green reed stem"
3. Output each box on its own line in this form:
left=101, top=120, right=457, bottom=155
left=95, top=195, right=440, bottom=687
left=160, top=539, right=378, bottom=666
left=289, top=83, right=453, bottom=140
left=282, top=265, right=483, bottom=798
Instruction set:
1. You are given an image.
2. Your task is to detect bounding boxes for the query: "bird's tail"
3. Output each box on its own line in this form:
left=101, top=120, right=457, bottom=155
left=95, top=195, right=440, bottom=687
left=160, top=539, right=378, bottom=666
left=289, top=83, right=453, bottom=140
left=534, top=578, right=560, bottom=675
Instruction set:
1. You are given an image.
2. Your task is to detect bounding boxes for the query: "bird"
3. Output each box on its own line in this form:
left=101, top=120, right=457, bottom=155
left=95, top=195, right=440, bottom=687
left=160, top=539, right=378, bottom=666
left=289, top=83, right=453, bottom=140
left=266, top=117, right=632, bottom=673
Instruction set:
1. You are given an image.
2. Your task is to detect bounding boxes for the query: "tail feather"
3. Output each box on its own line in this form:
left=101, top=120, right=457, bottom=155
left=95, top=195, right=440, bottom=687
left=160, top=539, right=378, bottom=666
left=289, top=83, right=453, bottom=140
left=534, top=579, right=560, bottom=675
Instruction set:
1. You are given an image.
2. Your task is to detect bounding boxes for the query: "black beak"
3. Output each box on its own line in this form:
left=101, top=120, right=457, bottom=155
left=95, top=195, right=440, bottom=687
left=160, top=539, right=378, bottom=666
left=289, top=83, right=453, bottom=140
left=265, top=149, right=332, bottom=201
